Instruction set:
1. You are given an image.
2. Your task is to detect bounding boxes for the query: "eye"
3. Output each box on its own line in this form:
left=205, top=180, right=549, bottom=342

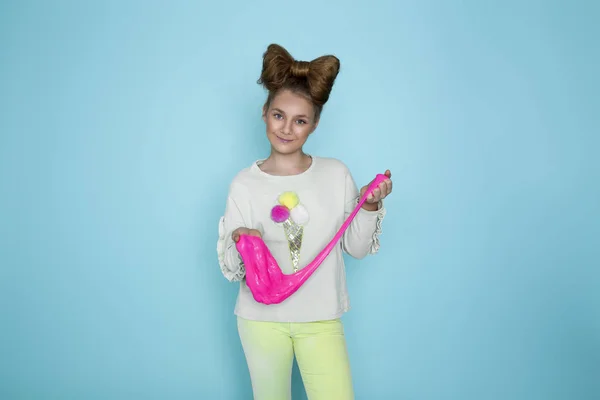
left=273, top=113, right=283, bottom=120
left=296, top=119, right=307, bottom=125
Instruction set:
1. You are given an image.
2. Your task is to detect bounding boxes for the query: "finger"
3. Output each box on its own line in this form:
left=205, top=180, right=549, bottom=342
left=385, top=181, right=393, bottom=198
left=371, top=188, right=381, bottom=202
left=385, top=169, right=392, bottom=178
left=384, top=180, right=392, bottom=195
left=377, top=187, right=386, bottom=200
left=233, top=233, right=239, bottom=243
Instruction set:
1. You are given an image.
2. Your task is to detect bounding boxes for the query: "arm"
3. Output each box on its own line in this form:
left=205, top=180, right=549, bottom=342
left=217, top=182, right=252, bottom=282
left=341, top=169, right=387, bottom=259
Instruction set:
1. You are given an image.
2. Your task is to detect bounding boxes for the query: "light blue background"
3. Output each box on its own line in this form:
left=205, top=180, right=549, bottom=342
left=1, top=1, right=598, bottom=399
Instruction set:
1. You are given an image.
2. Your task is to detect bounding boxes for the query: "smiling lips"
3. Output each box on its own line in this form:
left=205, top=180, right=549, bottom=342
left=276, top=135, right=293, bottom=144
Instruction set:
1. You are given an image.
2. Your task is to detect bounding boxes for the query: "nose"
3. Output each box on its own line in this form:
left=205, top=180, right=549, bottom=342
left=281, top=120, right=293, bottom=136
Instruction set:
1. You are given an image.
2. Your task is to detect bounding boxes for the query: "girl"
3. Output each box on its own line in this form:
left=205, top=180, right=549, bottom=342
left=217, top=44, right=392, bottom=400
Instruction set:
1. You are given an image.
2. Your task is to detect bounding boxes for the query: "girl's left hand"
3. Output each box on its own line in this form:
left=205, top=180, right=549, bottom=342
left=360, top=170, right=392, bottom=210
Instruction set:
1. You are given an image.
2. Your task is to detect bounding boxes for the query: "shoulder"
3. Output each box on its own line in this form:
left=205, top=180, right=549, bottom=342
left=230, top=165, right=253, bottom=184
left=227, top=160, right=267, bottom=196
left=313, top=156, right=351, bottom=175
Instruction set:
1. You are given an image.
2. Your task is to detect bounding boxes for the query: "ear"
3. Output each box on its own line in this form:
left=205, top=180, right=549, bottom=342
left=262, top=105, right=267, bottom=123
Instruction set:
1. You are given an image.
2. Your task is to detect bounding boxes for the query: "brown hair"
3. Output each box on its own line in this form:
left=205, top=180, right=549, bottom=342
left=257, top=44, right=340, bottom=120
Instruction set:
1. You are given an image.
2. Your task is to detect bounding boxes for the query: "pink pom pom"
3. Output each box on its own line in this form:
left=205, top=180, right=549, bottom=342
left=271, top=205, right=290, bottom=223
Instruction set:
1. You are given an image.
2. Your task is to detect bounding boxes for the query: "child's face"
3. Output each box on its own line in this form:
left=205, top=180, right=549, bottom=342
left=262, top=90, right=319, bottom=156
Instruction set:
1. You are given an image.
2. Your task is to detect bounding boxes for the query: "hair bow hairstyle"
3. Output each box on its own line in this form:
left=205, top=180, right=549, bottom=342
left=257, top=44, right=341, bottom=108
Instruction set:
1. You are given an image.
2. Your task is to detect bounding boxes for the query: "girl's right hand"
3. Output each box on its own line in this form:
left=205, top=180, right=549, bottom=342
left=232, top=227, right=262, bottom=243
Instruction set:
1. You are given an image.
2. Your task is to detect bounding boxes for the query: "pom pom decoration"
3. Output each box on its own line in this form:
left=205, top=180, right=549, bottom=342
left=290, top=204, right=309, bottom=225
left=278, top=192, right=299, bottom=209
left=271, top=205, right=290, bottom=223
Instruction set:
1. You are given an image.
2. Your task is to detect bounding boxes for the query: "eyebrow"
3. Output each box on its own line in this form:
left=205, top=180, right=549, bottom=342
left=272, top=108, right=310, bottom=119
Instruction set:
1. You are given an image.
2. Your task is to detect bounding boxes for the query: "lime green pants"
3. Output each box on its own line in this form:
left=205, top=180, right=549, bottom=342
left=237, top=317, right=355, bottom=400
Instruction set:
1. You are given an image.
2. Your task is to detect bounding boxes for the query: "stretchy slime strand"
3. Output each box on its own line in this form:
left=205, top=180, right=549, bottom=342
left=236, top=173, right=388, bottom=305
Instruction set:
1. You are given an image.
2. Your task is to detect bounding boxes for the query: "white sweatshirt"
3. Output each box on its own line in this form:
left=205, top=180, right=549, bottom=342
left=216, top=156, right=386, bottom=322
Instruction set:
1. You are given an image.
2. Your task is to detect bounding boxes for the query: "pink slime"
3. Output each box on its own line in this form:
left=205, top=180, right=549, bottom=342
left=236, top=173, right=389, bottom=305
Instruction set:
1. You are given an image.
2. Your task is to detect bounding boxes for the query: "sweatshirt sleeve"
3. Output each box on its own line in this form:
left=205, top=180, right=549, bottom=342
left=217, top=182, right=252, bottom=282
left=341, top=168, right=387, bottom=259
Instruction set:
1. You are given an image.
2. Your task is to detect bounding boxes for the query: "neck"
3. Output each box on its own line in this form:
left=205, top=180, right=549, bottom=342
left=262, top=150, right=312, bottom=176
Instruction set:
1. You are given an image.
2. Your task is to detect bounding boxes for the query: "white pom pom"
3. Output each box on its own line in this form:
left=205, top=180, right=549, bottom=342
left=290, top=204, right=309, bottom=225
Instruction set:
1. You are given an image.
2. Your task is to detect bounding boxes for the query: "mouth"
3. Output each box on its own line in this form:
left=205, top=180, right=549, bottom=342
left=275, top=135, right=293, bottom=144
